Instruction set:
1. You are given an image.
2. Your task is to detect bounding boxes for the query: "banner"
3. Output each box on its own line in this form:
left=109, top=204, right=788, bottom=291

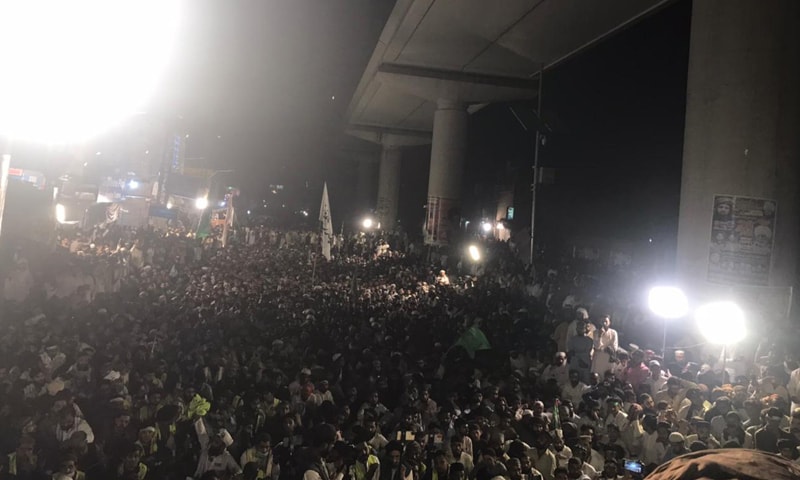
left=708, top=195, right=776, bottom=286
left=105, top=203, right=120, bottom=224
left=319, top=182, right=334, bottom=261
left=424, top=196, right=458, bottom=246
left=196, top=208, right=212, bottom=239
left=452, top=325, right=491, bottom=359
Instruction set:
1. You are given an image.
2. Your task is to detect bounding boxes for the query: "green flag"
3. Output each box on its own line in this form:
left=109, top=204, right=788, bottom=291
left=453, top=325, right=491, bottom=359
left=196, top=208, right=212, bottom=239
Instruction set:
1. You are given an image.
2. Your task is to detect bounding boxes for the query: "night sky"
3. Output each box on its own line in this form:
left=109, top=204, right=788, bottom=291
left=144, top=0, right=395, bottom=196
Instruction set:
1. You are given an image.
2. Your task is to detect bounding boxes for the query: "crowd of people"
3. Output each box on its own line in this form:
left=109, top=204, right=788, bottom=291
left=1, top=222, right=799, bottom=480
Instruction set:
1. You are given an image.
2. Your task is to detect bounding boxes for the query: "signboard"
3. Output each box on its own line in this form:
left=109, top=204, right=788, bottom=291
left=424, top=196, right=458, bottom=246
left=708, top=195, right=776, bottom=286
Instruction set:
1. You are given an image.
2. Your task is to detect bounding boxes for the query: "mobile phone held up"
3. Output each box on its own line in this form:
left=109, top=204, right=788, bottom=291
left=624, top=459, right=643, bottom=474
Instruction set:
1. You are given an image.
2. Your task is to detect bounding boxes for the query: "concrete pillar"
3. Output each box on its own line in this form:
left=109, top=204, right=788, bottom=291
left=356, top=157, right=378, bottom=214
left=676, top=1, right=800, bottom=298
left=376, top=145, right=401, bottom=229
left=425, top=100, right=468, bottom=245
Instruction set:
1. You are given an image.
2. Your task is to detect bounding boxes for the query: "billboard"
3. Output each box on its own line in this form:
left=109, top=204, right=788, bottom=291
left=708, top=195, right=776, bottom=286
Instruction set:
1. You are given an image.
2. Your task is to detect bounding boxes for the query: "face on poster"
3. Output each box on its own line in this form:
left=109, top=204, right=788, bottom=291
left=708, top=195, right=776, bottom=286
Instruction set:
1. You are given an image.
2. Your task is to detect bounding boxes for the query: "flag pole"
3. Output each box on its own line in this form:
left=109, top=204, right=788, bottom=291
left=310, top=253, right=317, bottom=286
left=319, top=182, right=333, bottom=262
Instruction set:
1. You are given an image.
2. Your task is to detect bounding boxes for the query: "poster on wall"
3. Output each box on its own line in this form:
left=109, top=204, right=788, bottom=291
left=708, top=195, right=776, bottom=286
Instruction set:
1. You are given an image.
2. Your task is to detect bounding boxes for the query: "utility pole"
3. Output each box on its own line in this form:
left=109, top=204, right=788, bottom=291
left=530, top=65, right=544, bottom=266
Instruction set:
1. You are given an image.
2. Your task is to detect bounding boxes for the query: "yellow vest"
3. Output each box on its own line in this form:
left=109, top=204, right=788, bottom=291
left=241, top=449, right=275, bottom=479
left=8, top=452, right=38, bottom=476
left=353, top=455, right=380, bottom=480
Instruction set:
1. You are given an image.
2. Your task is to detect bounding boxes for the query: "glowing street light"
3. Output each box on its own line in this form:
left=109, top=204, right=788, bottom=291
left=468, top=244, right=481, bottom=262
left=695, top=301, right=746, bottom=379
left=0, top=1, right=181, bottom=143
left=362, top=217, right=374, bottom=230
left=195, top=196, right=209, bottom=210
left=481, top=221, right=492, bottom=233
left=648, top=286, right=689, bottom=359
left=0, top=1, right=181, bottom=240
left=55, top=203, right=66, bottom=224
left=696, top=301, right=746, bottom=346
left=648, top=287, right=689, bottom=319
left=127, top=179, right=140, bottom=190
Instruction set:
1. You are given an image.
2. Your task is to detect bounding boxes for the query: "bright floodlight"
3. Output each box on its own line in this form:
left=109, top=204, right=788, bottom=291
left=362, top=218, right=373, bottom=229
left=468, top=245, right=481, bottom=262
left=0, top=1, right=181, bottom=142
left=695, top=301, right=746, bottom=345
left=481, top=221, right=492, bottom=233
left=195, top=197, right=209, bottom=210
left=648, top=287, right=689, bottom=319
left=55, top=203, right=66, bottom=224
left=127, top=180, right=139, bottom=190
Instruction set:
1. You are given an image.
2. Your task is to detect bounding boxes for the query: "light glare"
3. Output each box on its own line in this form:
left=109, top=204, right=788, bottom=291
left=468, top=245, right=481, bottom=262
left=695, top=301, right=746, bottom=345
left=0, top=0, right=181, bottom=143
left=195, top=196, right=209, bottom=210
left=362, top=218, right=373, bottom=229
left=481, top=221, right=492, bottom=233
left=55, top=203, right=66, bottom=223
left=648, top=287, right=689, bottom=319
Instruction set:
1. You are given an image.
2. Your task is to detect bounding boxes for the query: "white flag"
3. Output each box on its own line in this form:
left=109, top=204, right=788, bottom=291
left=319, top=182, right=334, bottom=261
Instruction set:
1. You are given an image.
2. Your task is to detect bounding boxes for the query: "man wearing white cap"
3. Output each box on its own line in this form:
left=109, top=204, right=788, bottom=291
left=661, top=432, right=688, bottom=464
left=643, top=360, right=668, bottom=394
left=541, top=353, right=570, bottom=388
